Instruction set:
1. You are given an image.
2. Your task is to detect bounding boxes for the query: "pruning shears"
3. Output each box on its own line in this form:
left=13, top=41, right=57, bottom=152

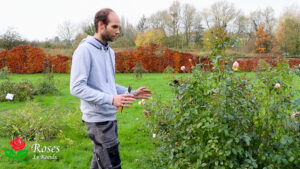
left=120, top=85, right=131, bottom=113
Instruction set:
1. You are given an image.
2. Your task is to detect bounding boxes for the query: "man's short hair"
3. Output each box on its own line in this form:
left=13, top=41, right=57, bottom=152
left=94, top=8, right=114, bottom=33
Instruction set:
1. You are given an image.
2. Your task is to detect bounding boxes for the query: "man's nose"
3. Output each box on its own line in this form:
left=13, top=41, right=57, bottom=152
left=116, top=29, right=120, bottom=35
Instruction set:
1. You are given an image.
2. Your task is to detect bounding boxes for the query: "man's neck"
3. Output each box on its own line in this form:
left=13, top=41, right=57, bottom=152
left=94, top=34, right=107, bottom=46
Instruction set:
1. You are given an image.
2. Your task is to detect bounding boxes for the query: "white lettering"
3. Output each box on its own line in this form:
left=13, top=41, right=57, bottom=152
left=56, top=146, right=60, bottom=153
left=31, top=144, right=41, bottom=153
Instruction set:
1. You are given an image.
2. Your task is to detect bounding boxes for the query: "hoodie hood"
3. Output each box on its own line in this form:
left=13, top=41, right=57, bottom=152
left=79, top=35, right=114, bottom=83
left=80, top=35, right=110, bottom=51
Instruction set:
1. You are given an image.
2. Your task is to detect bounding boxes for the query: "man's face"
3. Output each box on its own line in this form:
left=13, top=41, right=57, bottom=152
left=100, top=12, right=120, bottom=42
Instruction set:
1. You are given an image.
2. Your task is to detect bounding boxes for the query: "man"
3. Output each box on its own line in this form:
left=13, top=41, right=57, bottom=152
left=70, top=8, right=152, bottom=169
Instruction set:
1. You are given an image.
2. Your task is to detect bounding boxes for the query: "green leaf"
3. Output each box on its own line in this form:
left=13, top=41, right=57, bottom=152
left=201, top=163, right=207, bottom=167
left=16, top=150, right=28, bottom=159
left=4, top=149, right=16, bottom=158
left=243, top=135, right=251, bottom=146
left=288, top=156, right=294, bottom=162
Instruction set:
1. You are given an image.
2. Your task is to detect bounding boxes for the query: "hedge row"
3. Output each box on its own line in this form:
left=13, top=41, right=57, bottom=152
left=235, top=56, right=300, bottom=72
left=115, top=43, right=197, bottom=73
left=0, top=44, right=299, bottom=73
left=115, top=44, right=299, bottom=73
left=0, top=45, right=71, bottom=73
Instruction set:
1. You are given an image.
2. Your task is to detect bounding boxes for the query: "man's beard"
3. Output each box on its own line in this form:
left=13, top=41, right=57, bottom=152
left=101, top=32, right=113, bottom=42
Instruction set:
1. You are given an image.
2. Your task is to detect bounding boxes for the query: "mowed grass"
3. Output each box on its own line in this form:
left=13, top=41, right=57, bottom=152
left=0, top=72, right=299, bottom=169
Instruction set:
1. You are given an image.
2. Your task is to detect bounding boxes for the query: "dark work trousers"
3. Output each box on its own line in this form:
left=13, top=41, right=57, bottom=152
left=84, top=120, right=121, bottom=169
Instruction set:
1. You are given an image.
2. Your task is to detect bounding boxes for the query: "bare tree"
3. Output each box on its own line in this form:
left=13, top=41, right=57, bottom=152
left=234, top=14, right=253, bottom=41
left=209, top=0, right=240, bottom=30
left=182, top=3, right=196, bottom=47
left=281, top=4, right=300, bottom=20
left=250, top=7, right=276, bottom=33
left=112, top=17, right=137, bottom=47
left=168, top=1, right=181, bottom=35
left=57, top=21, right=75, bottom=46
left=168, top=1, right=181, bottom=48
left=137, top=15, right=148, bottom=33
left=201, top=8, right=211, bottom=29
left=262, top=7, right=276, bottom=33
left=148, top=10, right=170, bottom=34
left=193, top=12, right=204, bottom=47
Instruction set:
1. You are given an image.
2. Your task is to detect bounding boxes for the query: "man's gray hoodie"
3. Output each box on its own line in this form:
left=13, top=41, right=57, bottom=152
left=70, top=35, right=132, bottom=122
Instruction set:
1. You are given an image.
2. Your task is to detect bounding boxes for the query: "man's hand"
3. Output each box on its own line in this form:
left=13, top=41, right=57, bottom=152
left=133, top=87, right=152, bottom=99
left=113, top=94, right=136, bottom=107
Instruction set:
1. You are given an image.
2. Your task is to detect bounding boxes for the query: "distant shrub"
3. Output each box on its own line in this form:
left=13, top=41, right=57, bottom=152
left=34, top=73, right=59, bottom=95
left=163, top=66, right=175, bottom=74
left=132, top=61, right=148, bottom=79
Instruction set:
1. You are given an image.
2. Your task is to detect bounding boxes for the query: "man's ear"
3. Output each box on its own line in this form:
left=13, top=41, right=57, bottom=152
left=98, top=21, right=104, bottom=31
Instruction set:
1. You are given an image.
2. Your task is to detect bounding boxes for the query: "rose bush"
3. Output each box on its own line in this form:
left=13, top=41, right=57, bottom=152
left=144, top=29, right=299, bottom=168
left=34, top=73, right=59, bottom=95
left=0, top=79, right=34, bottom=102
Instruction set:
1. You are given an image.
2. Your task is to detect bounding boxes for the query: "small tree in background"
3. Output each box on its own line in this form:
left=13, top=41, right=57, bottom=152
left=255, top=23, right=271, bottom=53
left=84, top=23, right=95, bottom=36
left=133, top=61, right=147, bottom=79
left=0, top=28, right=25, bottom=50
left=57, top=21, right=75, bottom=47
left=135, top=29, right=166, bottom=46
left=137, top=15, right=148, bottom=33
left=275, top=17, right=300, bottom=56
left=134, top=61, right=143, bottom=79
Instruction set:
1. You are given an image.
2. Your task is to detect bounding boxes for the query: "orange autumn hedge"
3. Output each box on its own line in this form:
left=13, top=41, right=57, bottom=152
left=115, top=43, right=199, bottom=73
left=0, top=45, right=71, bottom=73
left=0, top=44, right=299, bottom=73
left=234, top=56, right=300, bottom=72
left=5, top=45, right=46, bottom=73
left=115, top=44, right=299, bottom=73
left=50, top=54, right=72, bottom=73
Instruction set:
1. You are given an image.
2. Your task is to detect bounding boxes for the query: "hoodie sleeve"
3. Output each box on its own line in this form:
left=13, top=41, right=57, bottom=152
left=116, top=84, right=135, bottom=95
left=70, top=45, right=113, bottom=105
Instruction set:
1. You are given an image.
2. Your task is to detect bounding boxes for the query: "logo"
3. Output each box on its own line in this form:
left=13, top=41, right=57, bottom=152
left=31, top=143, right=60, bottom=160
left=4, top=138, right=28, bottom=162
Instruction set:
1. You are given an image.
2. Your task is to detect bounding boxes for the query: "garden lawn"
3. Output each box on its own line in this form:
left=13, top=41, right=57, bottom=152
left=0, top=72, right=299, bottom=169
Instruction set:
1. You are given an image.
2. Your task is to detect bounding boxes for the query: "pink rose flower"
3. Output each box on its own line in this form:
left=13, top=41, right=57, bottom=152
left=180, top=66, right=186, bottom=72
left=232, top=61, right=239, bottom=71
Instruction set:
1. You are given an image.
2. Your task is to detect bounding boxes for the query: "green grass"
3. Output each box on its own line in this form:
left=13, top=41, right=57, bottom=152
left=0, top=72, right=299, bottom=169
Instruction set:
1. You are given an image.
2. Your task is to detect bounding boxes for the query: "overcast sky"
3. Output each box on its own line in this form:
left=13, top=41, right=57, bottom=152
left=0, top=0, right=299, bottom=41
